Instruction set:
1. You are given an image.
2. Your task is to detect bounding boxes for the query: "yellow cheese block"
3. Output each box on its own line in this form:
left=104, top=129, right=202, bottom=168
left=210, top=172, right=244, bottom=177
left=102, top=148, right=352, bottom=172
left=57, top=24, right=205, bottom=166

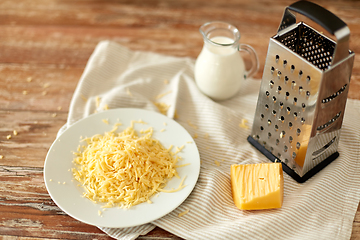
left=230, top=163, right=284, bottom=210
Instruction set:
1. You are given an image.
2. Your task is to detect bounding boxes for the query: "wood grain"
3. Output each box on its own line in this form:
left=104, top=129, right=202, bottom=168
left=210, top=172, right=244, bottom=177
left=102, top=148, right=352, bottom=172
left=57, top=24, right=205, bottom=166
left=1, top=0, right=359, bottom=239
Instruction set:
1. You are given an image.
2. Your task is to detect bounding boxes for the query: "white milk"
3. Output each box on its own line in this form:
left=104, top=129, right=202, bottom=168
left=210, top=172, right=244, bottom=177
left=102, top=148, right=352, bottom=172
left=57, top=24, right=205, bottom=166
left=194, top=36, right=246, bottom=100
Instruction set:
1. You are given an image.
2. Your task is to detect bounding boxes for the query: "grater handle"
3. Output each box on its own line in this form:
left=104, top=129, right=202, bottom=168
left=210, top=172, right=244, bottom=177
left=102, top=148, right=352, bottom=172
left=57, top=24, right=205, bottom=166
left=278, top=0, right=350, bottom=64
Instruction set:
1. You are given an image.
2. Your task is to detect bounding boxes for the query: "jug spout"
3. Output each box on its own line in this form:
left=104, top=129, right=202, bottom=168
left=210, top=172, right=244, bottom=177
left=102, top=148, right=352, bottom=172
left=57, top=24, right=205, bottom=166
left=199, top=21, right=241, bottom=48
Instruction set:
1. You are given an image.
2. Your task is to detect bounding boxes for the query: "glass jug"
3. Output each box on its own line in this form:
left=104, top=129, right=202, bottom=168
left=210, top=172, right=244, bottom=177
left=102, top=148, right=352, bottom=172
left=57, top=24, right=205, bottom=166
left=194, top=21, right=259, bottom=100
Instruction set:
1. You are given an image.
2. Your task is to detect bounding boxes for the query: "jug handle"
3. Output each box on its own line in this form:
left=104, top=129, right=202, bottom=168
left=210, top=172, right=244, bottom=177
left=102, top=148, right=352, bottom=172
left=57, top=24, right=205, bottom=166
left=238, top=44, right=259, bottom=79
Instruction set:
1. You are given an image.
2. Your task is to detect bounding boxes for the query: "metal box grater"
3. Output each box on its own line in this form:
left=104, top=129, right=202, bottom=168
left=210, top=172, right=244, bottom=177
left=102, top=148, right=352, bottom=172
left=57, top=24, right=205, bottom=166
left=247, top=1, right=355, bottom=183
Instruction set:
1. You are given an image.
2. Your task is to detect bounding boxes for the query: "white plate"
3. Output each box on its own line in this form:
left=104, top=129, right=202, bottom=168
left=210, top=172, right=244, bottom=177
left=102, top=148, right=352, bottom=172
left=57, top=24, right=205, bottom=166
left=44, top=108, right=200, bottom=228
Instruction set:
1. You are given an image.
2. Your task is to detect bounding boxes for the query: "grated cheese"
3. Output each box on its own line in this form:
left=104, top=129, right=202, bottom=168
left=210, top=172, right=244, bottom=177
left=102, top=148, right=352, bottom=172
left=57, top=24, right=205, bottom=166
left=153, top=102, right=170, bottom=115
left=95, top=96, right=101, bottom=108
left=102, top=119, right=109, bottom=125
left=81, top=94, right=87, bottom=101
left=214, top=160, right=221, bottom=166
left=13, top=130, right=18, bottom=136
left=126, top=88, right=133, bottom=97
left=72, top=122, right=185, bottom=209
left=187, top=120, right=198, bottom=129
left=155, top=90, right=172, bottom=100
left=239, top=119, right=249, bottom=129
left=6, top=135, right=11, bottom=140
left=0, top=155, right=3, bottom=159
left=174, top=110, right=179, bottom=119
left=42, top=91, right=47, bottom=96
left=22, top=90, right=28, bottom=95
left=178, top=208, right=190, bottom=217
left=27, top=77, right=32, bottom=82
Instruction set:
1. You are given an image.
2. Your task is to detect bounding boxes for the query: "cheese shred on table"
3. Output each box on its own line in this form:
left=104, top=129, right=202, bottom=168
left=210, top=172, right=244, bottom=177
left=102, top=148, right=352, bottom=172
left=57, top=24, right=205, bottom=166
left=72, top=122, right=185, bottom=209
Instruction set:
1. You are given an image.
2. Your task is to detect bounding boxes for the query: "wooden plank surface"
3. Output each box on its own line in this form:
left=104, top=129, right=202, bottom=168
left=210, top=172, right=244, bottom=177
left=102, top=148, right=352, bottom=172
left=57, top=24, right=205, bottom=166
left=1, top=0, right=359, bottom=239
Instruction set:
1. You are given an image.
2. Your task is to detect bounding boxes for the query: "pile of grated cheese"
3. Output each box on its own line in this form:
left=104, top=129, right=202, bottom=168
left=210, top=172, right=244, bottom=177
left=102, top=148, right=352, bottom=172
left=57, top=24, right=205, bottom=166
left=72, top=121, right=185, bottom=209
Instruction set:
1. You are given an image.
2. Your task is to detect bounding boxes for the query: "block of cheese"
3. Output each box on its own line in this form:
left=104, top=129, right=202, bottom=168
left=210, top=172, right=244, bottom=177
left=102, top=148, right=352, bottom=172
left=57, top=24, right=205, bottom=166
left=230, top=162, right=284, bottom=210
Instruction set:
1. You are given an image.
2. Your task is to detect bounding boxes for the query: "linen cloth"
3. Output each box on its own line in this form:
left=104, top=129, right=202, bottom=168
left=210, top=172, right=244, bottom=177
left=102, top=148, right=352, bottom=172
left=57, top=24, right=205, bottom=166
left=59, top=40, right=360, bottom=240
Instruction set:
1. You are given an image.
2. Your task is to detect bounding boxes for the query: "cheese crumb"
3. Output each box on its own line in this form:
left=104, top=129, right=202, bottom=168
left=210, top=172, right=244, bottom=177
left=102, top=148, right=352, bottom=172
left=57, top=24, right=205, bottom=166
left=51, top=113, right=57, bottom=118
left=126, top=88, right=133, bottom=97
left=160, top=129, right=165, bottom=132
left=6, top=135, right=11, bottom=140
left=95, top=96, right=101, bottom=108
left=102, top=119, right=109, bottom=125
left=42, top=91, right=47, bottom=96
left=81, top=94, right=87, bottom=101
left=178, top=209, right=190, bottom=217
left=57, top=106, right=62, bottom=110
left=193, top=133, right=198, bottom=139
left=98, top=210, right=102, bottom=216
left=155, top=90, right=172, bottom=100
left=204, top=133, right=209, bottom=139
left=43, top=83, right=51, bottom=88
left=239, top=119, right=249, bottom=129
left=163, top=122, right=167, bottom=126
left=214, top=160, right=221, bottom=166
left=49, top=179, right=53, bottom=181
left=27, top=77, right=32, bottom=82
left=187, top=120, right=198, bottom=129
left=13, top=130, right=18, bottom=136
left=164, top=79, right=169, bottom=84
left=103, top=104, right=109, bottom=110
left=22, top=90, right=28, bottom=95
left=154, top=102, right=170, bottom=115
left=178, top=208, right=190, bottom=217
left=0, top=155, right=3, bottom=159
left=174, top=110, right=179, bottom=119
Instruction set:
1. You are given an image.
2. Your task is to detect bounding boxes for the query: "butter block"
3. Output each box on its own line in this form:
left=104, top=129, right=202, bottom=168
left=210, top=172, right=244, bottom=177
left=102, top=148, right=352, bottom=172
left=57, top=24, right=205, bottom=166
left=230, top=163, right=284, bottom=210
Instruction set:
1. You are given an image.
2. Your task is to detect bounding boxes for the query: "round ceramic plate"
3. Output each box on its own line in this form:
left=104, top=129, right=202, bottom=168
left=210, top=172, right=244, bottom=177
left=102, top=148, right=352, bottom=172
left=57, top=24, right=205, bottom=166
left=44, top=108, right=200, bottom=228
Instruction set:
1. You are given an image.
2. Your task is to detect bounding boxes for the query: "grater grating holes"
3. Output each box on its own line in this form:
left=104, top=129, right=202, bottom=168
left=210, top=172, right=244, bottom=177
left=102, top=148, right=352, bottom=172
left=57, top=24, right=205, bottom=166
left=285, top=76, right=289, bottom=84
left=284, top=145, right=288, bottom=152
left=276, top=23, right=335, bottom=71
left=321, top=84, right=347, bottom=103
left=270, top=80, right=274, bottom=88
left=279, top=101, right=284, bottom=109
left=301, top=117, right=306, bottom=125
left=293, top=97, right=298, bottom=105
left=316, top=111, right=341, bottom=131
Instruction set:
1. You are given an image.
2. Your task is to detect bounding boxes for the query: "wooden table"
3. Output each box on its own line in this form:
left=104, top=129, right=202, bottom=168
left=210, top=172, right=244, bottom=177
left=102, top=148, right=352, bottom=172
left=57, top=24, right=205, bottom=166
left=1, top=0, right=359, bottom=239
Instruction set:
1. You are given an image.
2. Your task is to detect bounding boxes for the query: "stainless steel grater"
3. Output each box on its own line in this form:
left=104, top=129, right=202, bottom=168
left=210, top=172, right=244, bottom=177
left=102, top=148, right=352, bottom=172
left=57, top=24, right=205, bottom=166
left=247, top=1, right=355, bottom=183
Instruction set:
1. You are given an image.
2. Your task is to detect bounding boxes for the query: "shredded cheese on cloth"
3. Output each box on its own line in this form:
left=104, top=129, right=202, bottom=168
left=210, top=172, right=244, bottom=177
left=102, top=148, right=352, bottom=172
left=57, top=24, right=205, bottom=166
left=72, top=121, right=185, bottom=209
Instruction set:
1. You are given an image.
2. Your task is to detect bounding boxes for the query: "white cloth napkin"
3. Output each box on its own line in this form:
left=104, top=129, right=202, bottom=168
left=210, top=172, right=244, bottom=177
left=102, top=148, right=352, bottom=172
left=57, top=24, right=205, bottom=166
left=59, top=40, right=360, bottom=240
